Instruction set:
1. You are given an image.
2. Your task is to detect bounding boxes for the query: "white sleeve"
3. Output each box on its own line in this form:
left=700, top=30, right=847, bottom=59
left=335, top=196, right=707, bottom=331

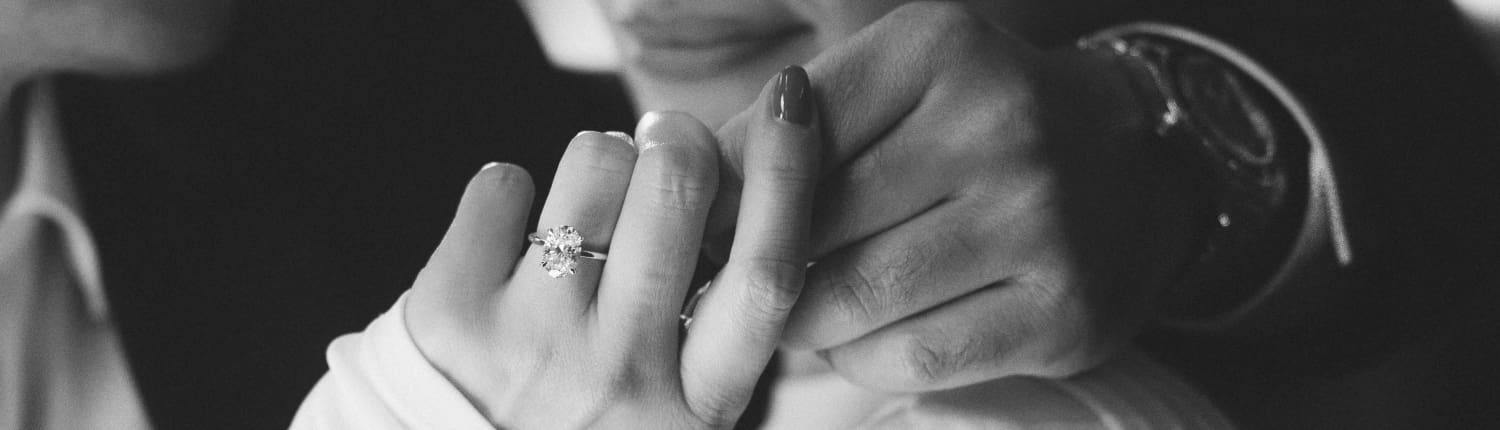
left=855, top=349, right=1234, bottom=430
left=290, top=292, right=495, bottom=429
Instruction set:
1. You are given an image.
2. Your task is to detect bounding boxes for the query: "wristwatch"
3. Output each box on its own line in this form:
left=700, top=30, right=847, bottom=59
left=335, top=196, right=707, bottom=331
left=1079, top=24, right=1351, bottom=331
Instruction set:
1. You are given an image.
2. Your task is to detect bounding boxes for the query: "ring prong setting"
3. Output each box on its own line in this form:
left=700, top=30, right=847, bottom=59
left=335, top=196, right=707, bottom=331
left=539, top=225, right=583, bottom=278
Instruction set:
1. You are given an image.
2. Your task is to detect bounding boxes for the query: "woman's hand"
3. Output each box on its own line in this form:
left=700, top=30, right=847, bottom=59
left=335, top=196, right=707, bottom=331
left=404, top=66, right=820, bottom=428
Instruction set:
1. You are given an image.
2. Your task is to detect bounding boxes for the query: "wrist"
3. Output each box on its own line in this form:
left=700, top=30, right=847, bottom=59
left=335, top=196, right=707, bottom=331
left=1039, top=46, right=1208, bottom=302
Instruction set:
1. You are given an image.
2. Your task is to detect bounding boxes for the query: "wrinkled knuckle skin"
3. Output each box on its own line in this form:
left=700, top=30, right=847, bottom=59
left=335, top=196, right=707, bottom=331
left=891, top=332, right=962, bottom=388
left=741, top=256, right=806, bottom=323
left=757, top=159, right=820, bottom=195
left=827, top=263, right=884, bottom=328
left=639, top=146, right=717, bottom=211
left=830, top=247, right=927, bottom=327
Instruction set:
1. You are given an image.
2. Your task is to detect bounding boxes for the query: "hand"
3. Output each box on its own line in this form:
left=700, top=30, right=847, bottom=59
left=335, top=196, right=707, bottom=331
left=710, top=2, right=1198, bottom=391
left=402, top=67, right=820, bottom=428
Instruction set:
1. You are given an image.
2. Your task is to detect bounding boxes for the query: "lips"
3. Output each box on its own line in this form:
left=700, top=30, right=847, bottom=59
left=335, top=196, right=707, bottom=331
left=617, top=15, right=810, bottom=80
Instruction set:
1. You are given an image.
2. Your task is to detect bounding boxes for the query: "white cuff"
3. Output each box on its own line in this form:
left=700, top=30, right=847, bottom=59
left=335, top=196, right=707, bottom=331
left=291, top=291, right=494, bottom=429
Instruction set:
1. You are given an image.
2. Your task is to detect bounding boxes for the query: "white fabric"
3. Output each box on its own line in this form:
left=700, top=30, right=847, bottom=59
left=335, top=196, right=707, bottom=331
left=291, top=293, right=494, bottom=429
left=0, top=79, right=150, bottom=430
left=294, top=291, right=1232, bottom=429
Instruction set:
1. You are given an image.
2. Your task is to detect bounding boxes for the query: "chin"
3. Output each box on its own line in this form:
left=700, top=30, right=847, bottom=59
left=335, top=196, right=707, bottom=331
left=52, top=0, right=236, bottom=76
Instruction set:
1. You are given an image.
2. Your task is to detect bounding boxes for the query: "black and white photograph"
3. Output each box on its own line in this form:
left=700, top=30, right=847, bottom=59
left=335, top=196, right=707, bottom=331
left=3, top=0, right=1499, bottom=428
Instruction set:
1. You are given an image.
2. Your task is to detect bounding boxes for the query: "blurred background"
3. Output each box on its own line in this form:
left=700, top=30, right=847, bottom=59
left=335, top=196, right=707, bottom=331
left=59, top=1, right=631, bottom=427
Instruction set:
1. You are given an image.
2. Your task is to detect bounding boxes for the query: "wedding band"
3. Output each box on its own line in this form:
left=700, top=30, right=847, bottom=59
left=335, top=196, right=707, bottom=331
left=527, top=225, right=608, bottom=279
left=679, top=280, right=711, bottom=331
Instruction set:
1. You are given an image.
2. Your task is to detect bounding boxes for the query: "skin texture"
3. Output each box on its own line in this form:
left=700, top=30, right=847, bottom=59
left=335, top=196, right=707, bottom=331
left=405, top=69, right=824, bottom=428
left=588, top=0, right=1200, bottom=391
left=423, top=1, right=1193, bottom=424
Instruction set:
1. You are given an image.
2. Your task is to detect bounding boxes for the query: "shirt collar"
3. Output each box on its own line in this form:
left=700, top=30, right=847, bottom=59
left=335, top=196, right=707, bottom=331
left=0, top=78, right=108, bottom=321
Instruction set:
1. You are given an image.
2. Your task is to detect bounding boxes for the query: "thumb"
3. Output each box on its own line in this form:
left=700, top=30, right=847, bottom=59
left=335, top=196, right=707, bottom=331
left=680, top=65, right=821, bottom=424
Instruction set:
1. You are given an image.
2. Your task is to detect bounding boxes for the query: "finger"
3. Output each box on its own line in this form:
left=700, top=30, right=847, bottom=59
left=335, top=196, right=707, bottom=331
left=510, top=131, right=638, bottom=309
left=705, top=2, right=990, bottom=257
left=681, top=65, right=820, bottom=421
left=596, top=111, right=719, bottom=366
left=418, top=163, right=535, bottom=298
left=822, top=279, right=1116, bottom=392
left=781, top=196, right=1052, bottom=351
left=713, top=1, right=979, bottom=176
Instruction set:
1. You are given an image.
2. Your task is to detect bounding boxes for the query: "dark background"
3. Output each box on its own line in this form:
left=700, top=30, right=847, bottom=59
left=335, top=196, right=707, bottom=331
left=61, top=1, right=632, bottom=427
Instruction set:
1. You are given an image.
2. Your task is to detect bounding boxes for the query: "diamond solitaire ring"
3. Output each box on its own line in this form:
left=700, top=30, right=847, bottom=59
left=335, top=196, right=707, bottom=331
left=527, top=225, right=608, bottom=278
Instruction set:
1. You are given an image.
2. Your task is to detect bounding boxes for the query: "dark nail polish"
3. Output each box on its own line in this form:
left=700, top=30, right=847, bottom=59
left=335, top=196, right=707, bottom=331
left=774, top=65, right=812, bottom=125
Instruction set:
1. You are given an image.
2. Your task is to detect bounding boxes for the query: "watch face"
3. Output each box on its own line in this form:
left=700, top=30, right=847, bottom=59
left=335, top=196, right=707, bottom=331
left=1175, top=54, right=1279, bottom=168
left=1137, top=35, right=1311, bottom=326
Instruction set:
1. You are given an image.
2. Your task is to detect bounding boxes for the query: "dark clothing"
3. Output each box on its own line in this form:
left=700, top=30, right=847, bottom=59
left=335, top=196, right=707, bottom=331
left=1129, top=1, right=1500, bottom=428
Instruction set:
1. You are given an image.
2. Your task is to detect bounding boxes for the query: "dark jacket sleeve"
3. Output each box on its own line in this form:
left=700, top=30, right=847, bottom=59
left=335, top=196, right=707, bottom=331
left=1124, top=1, right=1500, bottom=427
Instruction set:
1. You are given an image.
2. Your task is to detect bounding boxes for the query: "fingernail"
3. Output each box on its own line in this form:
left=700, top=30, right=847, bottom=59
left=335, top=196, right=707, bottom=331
left=773, top=65, right=812, bottom=125
left=480, top=161, right=501, bottom=171
left=604, top=131, right=636, bottom=149
left=634, top=112, right=671, bottom=153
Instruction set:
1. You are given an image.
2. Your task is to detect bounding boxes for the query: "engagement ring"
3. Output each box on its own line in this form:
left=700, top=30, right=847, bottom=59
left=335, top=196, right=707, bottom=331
left=527, top=225, right=608, bottom=278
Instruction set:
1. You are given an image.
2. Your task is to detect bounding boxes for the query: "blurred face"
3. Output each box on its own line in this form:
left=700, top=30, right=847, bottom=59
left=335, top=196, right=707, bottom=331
left=584, top=0, right=1126, bottom=128
left=0, top=0, right=234, bottom=79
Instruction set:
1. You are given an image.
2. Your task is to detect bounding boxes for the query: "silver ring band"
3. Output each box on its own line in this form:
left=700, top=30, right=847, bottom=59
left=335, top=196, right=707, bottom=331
left=526, top=234, right=609, bottom=260
left=679, top=280, right=711, bottom=331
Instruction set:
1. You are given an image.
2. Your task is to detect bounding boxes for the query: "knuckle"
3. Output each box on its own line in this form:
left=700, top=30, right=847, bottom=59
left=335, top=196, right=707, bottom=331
left=826, top=248, right=924, bottom=326
left=739, top=255, right=806, bottom=321
left=757, top=158, right=820, bottom=192
left=826, top=263, right=884, bottom=325
left=839, top=145, right=894, bottom=190
left=897, top=1, right=990, bottom=49
left=684, top=387, right=739, bottom=428
left=595, top=363, right=647, bottom=402
left=566, top=132, right=638, bottom=176
left=638, top=146, right=718, bottom=211
left=745, top=136, right=819, bottom=185
left=890, top=331, right=963, bottom=387
left=926, top=2, right=987, bottom=33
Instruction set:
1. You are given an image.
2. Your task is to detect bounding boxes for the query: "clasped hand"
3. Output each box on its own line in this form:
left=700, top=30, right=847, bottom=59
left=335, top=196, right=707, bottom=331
left=405, top=70, right=820, bottom=428
left=401, top=2, right=1201, bottom=427
left=708, top=2, right=1198, bottom=391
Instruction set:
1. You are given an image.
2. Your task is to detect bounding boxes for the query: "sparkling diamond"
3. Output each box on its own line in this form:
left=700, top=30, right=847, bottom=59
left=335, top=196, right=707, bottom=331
left=540, top=225, right=583, bottom=278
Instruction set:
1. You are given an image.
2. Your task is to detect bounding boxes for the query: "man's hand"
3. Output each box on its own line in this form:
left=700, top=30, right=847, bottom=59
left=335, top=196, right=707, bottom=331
left=711, top=2, right=1199, bottom=391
